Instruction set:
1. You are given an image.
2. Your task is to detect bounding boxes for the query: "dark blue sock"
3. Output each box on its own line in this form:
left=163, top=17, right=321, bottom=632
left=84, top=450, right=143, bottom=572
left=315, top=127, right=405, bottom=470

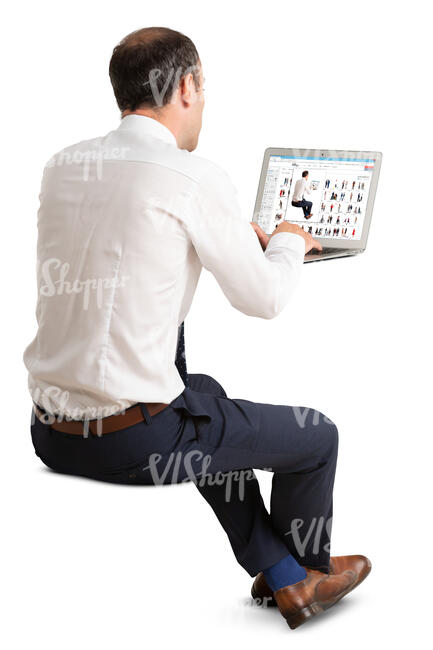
left=263, top=554, right=307, bottom=592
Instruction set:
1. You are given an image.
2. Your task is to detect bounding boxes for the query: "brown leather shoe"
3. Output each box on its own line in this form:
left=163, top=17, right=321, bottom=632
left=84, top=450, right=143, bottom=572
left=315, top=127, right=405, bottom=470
left=251, top=554, right=372, bottom=607
left=273, top=568, right=357, bottom=629
left=328, top=555, right=372, bottom=587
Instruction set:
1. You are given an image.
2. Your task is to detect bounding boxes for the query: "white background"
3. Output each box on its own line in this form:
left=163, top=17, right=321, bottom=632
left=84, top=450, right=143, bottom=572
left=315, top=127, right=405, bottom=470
left=2, top=0, right=432, bottom=647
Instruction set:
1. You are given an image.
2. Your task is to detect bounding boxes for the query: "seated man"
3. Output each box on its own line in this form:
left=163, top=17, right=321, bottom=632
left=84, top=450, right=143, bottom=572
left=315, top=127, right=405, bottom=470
left=291, top=170, right=314, bottom=219
left=24, top=26, right=370, bottom=630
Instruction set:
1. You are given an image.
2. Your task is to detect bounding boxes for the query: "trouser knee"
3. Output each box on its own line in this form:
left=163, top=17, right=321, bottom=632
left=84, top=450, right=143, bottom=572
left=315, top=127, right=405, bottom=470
left=322, top=416, right=339, bottom=460
left=187, top=373, right=227, bottom=398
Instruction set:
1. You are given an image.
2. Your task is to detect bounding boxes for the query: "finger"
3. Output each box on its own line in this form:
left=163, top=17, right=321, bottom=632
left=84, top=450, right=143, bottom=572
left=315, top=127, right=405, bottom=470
left=311, top=238, right=322, bottom=251
left=257, top=231, right=269, bottom=248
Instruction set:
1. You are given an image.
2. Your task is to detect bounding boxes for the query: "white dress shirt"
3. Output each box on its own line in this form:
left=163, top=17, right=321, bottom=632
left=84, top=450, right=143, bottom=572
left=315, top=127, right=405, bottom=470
left=23, top=115, right=305, bottom=419
left=293, top=177, right=312, bottom=202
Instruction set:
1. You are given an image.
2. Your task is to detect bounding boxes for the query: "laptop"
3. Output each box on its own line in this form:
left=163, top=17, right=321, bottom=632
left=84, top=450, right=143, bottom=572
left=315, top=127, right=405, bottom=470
left=253, top=148, right=382, bottom=262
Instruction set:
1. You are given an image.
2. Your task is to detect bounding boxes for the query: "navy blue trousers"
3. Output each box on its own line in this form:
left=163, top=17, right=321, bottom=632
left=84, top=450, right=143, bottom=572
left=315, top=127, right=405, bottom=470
left=291, top=199, right=313, bottom=217
left=30, top=374, right=338, bottom=577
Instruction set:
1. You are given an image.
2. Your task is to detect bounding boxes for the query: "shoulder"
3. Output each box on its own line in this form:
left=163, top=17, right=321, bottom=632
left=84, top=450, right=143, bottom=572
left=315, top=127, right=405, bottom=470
left=43, top=134, right=108, bottom=170
left=185, top=153, right=238, bottom=202
left=42, top=132, right=236, bottom=197
left=161, top=147, right=234, bottom=189
left=144, top=146, right=238, bottom=206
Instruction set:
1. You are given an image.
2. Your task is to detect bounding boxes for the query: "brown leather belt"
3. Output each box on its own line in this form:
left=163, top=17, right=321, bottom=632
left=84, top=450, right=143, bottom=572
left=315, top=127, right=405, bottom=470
left=33, top=401, right=169, bottom=436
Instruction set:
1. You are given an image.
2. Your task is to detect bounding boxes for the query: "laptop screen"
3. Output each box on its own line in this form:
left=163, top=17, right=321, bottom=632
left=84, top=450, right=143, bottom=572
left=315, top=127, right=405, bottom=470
left=256, top=154, right=378, bottom=240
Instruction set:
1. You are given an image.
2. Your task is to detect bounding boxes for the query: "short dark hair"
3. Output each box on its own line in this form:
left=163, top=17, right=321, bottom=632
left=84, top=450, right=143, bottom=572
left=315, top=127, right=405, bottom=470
left=109, top=27, right=201, bottom=111
left=302, top=170, right=309, bottom=178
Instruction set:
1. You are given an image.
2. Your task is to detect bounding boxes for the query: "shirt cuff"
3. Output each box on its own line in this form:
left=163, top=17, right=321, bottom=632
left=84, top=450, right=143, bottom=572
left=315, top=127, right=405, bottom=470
left=265, top=231, right=306, bottom=259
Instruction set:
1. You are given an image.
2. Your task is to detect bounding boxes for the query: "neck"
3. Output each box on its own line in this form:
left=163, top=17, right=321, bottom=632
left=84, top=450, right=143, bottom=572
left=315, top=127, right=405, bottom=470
left=122, top=108, right=180, bottom=145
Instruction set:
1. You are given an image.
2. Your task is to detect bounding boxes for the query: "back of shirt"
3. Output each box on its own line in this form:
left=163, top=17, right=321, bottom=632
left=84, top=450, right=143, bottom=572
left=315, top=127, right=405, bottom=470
left=24, top=115, right=305, bottom=419
left=293, top=178, right=306, bottom=202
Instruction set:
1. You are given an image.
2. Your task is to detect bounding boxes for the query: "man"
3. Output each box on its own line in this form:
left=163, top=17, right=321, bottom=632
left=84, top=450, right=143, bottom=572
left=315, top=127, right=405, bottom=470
left=291, top=170, right=314, bottom=219
left=24, top=27, right=370, bottom=630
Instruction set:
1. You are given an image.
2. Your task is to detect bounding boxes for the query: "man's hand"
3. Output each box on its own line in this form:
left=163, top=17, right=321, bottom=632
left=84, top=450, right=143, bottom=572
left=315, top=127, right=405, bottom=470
left=250, top=222, right=270, bottom=251
left=270, top=221, right=322, bottom=254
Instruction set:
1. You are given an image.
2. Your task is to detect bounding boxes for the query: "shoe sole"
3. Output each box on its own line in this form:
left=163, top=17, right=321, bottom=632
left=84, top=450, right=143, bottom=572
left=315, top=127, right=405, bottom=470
left=286, top=577, right=360, bottom=629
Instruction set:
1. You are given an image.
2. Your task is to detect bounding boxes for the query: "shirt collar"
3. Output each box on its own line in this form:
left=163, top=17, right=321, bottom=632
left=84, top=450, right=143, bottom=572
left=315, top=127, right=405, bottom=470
left=117, top=114, right=178, bottom=147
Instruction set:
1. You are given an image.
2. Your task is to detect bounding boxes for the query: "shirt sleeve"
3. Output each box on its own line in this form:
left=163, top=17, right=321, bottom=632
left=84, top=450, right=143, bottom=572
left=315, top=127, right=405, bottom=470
left=184, top=162, right=305, bottom=319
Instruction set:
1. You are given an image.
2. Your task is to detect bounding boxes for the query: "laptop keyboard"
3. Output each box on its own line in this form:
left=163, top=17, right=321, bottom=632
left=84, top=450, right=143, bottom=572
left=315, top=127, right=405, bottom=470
left=307, top=247, right=339, bottom=255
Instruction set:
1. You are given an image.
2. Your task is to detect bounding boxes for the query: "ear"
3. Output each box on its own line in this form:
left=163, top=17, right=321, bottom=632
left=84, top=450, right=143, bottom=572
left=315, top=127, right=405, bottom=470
left=179, top=73, right=196, bottom=107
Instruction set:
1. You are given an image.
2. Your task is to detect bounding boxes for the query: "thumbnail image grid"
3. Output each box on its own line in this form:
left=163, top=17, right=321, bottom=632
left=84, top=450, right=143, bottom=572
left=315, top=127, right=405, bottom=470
left=270, top=170, right=370, bottom=240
